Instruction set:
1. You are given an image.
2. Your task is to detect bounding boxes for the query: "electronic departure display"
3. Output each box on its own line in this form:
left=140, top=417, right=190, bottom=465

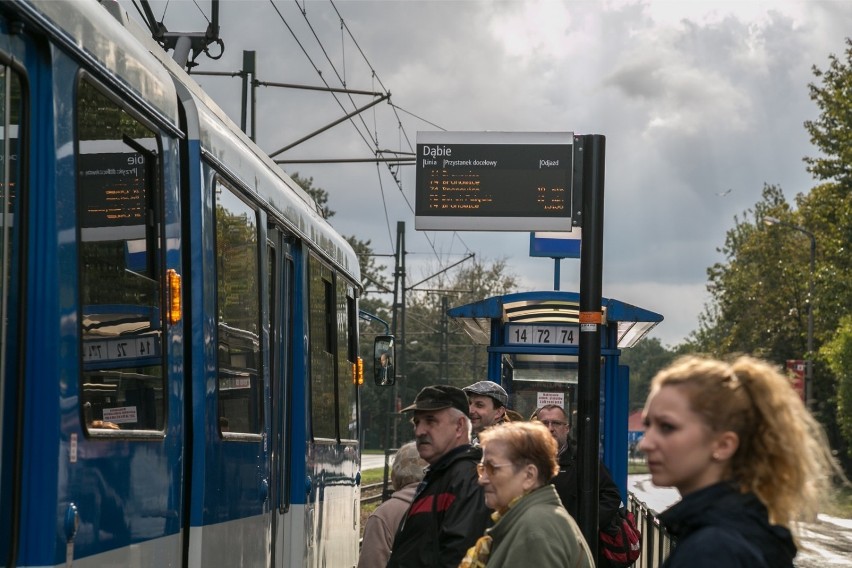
left=415, top=131, right=574, bottom=231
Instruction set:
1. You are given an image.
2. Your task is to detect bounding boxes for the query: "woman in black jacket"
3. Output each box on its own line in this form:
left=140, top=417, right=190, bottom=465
left=638, top=355, right=841, bottom=568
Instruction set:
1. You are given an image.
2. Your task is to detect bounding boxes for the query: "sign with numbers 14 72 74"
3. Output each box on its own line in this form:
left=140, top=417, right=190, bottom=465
left=505, top=324, right=579, bottom=347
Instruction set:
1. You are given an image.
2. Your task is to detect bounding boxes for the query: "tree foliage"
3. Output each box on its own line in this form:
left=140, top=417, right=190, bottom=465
left=358, top=256, right=519, bottom=449
left=290, top=169, right=524, bottom=448
left=620, top=337, right=678, bottom=411
left=822, top=315, right=852, bottom=454
left=804, top=38, right=852, bottom=186
left=691, top=184, right=802, bottom=360
left=345, top=236, right=391, bottom=298
left=291, top=172, right=334, bottom=219
left=689, top=39, right=852, bottom=467
left=289, top=173, right=391, bottom=296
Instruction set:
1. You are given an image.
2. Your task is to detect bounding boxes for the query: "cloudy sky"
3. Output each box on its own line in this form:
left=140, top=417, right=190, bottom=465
left=117, top=0, right=852, bottom=347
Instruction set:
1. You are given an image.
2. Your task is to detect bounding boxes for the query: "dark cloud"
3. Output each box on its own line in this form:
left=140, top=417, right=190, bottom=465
left=118, top=0, right=852, bottom=346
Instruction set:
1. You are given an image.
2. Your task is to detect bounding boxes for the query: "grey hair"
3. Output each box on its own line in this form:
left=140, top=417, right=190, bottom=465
left=391, top=441, right=426, bottom=490
left=446, top=407, right=473, bottom=441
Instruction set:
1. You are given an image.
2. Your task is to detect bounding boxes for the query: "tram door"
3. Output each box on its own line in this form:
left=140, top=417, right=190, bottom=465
left=268, top=228, right=294, bottom=567
left=69, top=75, right=186, bottom=564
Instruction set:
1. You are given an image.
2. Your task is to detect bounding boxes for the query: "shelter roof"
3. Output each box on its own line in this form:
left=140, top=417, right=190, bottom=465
left=447, top=290, right=663, bottom=349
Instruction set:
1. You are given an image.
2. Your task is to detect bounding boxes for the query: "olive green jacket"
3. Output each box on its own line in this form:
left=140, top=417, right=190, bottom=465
left=485, top=484, right=594, bottom=568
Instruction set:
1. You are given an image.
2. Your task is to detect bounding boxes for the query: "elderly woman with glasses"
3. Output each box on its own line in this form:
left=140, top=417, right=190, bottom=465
left=459, top=421, right=594, bottom=568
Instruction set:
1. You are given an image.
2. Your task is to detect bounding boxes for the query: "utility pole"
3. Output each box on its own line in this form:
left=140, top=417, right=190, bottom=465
left=389, top=221, right=406, bottom=448
left=441, top=296, right=449, bottom=383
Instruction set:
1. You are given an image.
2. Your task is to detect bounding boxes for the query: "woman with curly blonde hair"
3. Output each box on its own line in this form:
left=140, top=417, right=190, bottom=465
left=638, top=355, right=841, bottom=567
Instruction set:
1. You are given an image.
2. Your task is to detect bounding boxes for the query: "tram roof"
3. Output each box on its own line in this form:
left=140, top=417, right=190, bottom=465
left=447, top=291, right=663, bottom=349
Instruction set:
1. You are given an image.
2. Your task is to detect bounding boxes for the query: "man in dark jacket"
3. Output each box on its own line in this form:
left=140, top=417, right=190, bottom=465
left=535, top=404, right=623, bottom=530
left=387, top=385, right=491, bottom=568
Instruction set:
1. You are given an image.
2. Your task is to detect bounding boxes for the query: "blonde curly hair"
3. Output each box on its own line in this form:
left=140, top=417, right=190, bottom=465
left=650, top=355, right=841, bottom=534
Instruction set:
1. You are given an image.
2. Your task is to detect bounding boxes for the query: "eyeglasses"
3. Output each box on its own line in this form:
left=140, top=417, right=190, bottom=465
left=539, top=420, right=567, bottom=427
left=476, top=461, right=514, bottom=477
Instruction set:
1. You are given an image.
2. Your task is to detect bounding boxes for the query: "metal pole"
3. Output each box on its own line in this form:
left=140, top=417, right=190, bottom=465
left=806, top=234, right=815, bottom=408
left=240, top=51, right=255, bottom=135
left=577, top=134, right=605, bottom=564
left=764, top=217, right=816, bottom=408
left=395, top=222, right=406, bottom=448
left=441, top=296, right=449, bottom=384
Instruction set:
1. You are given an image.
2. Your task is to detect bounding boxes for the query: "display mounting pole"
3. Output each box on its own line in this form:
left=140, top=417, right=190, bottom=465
left=553, top=258, right=561, bottom=291
left=576, top=134, right=605, bottom=564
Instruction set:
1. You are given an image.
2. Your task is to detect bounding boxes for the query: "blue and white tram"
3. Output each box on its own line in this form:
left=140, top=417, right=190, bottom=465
left=0, top=1, right=367, bottom=566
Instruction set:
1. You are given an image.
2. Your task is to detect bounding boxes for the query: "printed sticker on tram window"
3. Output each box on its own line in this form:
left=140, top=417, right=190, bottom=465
left=102, top=406, right=139, bottom=424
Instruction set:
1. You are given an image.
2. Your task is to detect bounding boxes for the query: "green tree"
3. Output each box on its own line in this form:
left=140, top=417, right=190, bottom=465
left=802, top=38, right=852, bottom=461
left=804, top=38, right=852, bottom=187
left=346, top=236, right=391, bottom=299
left=291, top=172, right=334, bottom=219
left=822, top=315, right=852, bottom=456
left=691, top=184, right=800, bottom=360
left=403, top=256, right=518, bottom=392
left=619, top=337, right=677, bottom=411
left=688, top=39, right=852, bottom=470
left=289, top=172, right=391, bottom=298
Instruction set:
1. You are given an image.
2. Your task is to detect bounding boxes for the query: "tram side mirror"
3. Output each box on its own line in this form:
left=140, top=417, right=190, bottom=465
left=374, top=335, right=395, bottom=386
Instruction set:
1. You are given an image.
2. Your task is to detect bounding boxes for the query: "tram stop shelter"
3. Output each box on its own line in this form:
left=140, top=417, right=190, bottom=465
left=447, top=290, right=663, bottom=498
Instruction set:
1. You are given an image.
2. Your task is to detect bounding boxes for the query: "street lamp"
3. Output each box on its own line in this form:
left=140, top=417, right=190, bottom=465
left=764, top=216, right=816, bottom=407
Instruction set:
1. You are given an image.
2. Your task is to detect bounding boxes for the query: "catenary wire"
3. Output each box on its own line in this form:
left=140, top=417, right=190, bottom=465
left=271, top=0, right=474, bottom=269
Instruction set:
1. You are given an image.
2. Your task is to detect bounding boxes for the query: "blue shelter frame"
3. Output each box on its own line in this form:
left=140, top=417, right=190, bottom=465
left=447, top=291, right=662, bottom=498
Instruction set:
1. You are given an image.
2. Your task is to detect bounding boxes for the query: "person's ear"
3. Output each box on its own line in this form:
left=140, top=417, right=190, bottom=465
left=522, top=463, right=539, bottom=491
left=712, top=431, right=739, bottom=461
left=456, top=416, right=467, bottom=434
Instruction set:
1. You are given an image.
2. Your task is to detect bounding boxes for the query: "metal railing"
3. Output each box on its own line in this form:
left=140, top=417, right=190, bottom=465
left=627, top=492, right=676, bottom=568
left=361, top=482, right=386, bottom=505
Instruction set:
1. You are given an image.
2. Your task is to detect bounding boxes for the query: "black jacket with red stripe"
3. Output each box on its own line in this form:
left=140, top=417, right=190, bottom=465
left=387, top=444, right=491, bottom=567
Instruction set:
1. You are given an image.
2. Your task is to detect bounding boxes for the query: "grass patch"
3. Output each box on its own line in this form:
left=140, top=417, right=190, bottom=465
left=824, top=485, right=852, bottom=518
left=362, top=467, right=386, bottom=485
left=628, top=461, right=649, bottom=475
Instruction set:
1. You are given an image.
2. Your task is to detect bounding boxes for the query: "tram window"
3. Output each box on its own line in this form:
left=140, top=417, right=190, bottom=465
left=308, top=254, right=335, bottom=439
left=214, top=181, right=262, bottom=435
left=76, top=79, right=165, bottom=433
left=337, top=284, right=357, bottom=440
